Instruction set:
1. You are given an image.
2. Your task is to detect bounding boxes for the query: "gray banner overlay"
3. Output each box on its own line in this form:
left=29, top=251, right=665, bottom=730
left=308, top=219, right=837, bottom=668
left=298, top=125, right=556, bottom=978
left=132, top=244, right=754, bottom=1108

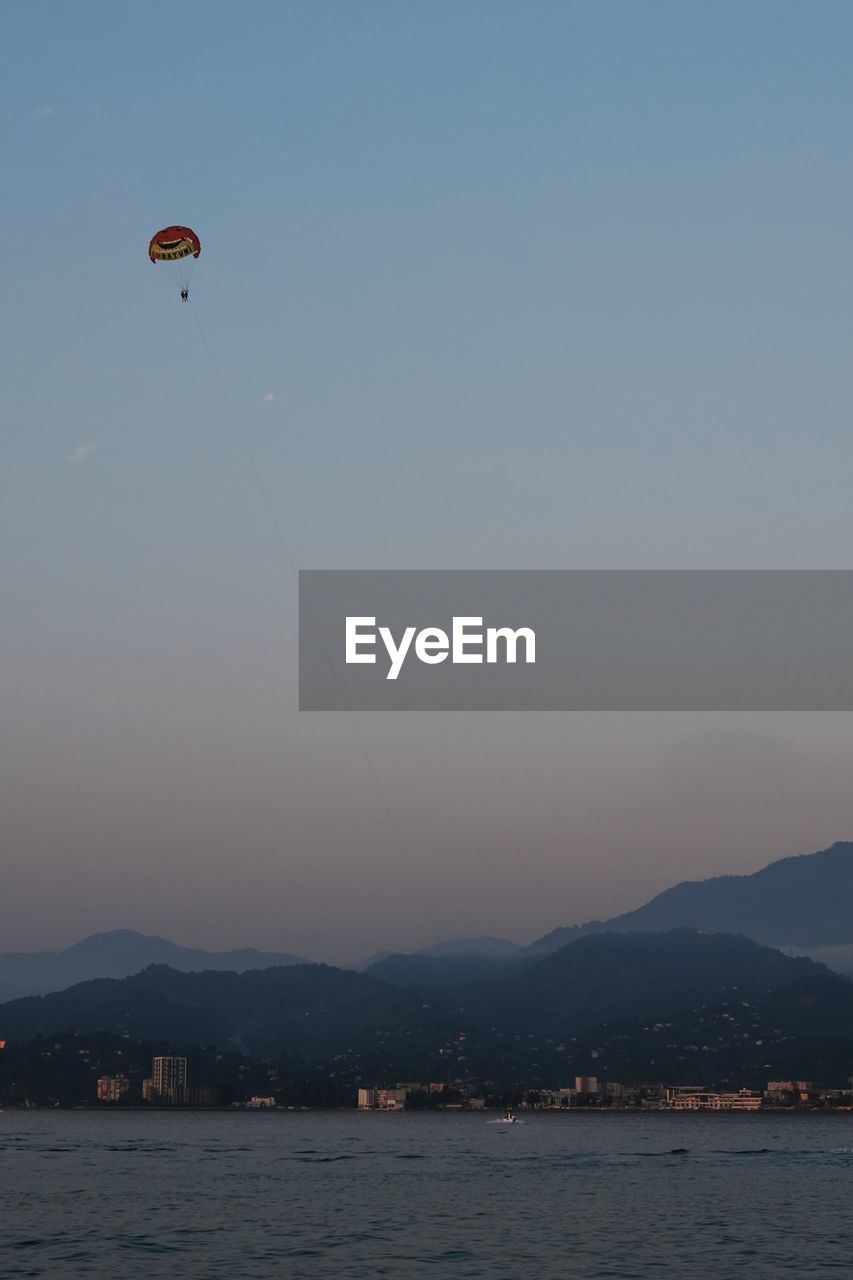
left=299, top=571, right=853, bottom=711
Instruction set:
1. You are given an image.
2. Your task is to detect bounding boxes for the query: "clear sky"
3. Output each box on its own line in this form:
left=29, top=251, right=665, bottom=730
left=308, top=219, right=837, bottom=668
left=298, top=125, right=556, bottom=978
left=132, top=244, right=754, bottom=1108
left=2, top=1, right=853, bottom=963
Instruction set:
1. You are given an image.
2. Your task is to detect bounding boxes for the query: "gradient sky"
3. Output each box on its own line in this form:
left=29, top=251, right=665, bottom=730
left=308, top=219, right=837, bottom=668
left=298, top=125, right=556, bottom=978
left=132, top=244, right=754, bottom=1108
left=3, top=1, right=853, bottom=964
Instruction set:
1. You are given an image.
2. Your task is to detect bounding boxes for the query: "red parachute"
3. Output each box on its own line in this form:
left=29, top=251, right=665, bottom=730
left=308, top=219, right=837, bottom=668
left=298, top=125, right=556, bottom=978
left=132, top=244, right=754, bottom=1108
left=148, top=226, right=201, bottom=263
left=148, top=226, right=201, bottom=299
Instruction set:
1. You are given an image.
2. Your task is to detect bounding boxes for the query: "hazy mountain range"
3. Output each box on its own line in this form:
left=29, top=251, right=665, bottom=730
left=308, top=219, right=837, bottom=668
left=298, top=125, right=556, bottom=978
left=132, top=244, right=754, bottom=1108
left=0, top=931, right=305, bottom=1004
left=2, top=840, right=852, bottom=1006
left=531, top=971, right=853, bottom=1090
left=369, top=840, right=853, bottom=982
left=527, top=840, right=853, bottom=957
left=0, top=930, right=825, bottom=1072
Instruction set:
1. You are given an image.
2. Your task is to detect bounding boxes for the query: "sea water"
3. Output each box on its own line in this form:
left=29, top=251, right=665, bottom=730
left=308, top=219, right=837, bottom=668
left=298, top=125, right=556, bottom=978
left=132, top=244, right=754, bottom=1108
left=2, top=1109, right=852, bottom=1278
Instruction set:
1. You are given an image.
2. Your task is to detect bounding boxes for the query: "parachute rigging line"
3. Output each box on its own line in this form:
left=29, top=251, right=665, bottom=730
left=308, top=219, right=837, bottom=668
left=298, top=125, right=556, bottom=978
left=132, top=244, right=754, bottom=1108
left=186, top=298, right=443, bottom=936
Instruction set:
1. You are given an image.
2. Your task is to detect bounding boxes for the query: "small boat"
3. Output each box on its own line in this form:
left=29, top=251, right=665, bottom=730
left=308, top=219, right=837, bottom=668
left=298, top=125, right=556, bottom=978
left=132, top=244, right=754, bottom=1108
left=487, top=1110, right=523, bottom=1126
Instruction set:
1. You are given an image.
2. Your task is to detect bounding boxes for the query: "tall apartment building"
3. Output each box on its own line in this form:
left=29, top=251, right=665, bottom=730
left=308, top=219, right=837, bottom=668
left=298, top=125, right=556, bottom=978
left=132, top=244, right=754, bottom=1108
left=152, top=1056, right=188, bottom=1103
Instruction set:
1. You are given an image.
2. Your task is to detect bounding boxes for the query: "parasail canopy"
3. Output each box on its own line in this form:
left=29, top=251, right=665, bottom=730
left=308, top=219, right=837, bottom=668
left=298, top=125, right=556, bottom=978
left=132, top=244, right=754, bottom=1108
left=148, top=226, right=201, bottom=263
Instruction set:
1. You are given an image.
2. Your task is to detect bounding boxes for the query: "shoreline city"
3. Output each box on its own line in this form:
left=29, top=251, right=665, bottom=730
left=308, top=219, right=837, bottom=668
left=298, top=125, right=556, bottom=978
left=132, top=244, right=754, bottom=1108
left=3, top=1050, right=853, bottom=1115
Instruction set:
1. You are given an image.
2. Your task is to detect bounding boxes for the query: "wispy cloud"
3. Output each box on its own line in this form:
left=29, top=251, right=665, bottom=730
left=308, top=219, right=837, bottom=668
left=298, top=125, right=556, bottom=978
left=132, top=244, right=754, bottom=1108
left=35, top=102, right=56, bottom=118
left=65, top=443, right=96, bottom=464
left=261, top=392, right=277, bottom=403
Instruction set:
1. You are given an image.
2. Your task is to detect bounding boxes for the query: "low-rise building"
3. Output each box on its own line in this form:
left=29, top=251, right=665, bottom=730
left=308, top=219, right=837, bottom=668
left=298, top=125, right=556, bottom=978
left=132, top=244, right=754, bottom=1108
left=96, top=1074, right=130, bottom=1102
left=186, top=1084, right=221, bottom=1107
left=668, top=1088, right=762, bottom=1111
left=357, top=1087, right=408, bottom=1110
left=377, top=1088, right=407, bottom=1109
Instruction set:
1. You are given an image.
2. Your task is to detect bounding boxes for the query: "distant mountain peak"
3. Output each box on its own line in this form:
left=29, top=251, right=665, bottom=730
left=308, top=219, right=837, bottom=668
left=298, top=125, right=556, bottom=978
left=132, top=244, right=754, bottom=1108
left=529, top=841, right=853, bottom=959
left=415, top=936, right=523, bottom=959
left=62, top=929, right=165, bottom=953
left=0, top=931, right=307, bottom=1005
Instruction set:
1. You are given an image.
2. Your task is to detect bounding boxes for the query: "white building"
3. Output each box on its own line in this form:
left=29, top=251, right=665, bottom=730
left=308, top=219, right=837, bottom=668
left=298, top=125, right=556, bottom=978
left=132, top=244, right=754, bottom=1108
left=667, top=1088, right=762, bottom=1111
left=151, top=1056, right=187, bottom=1103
